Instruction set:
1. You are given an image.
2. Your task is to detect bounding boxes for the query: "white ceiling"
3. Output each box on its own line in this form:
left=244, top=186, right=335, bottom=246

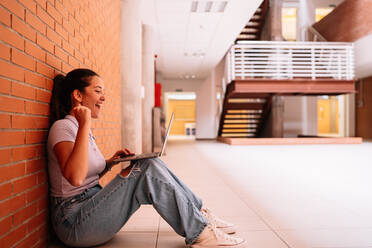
left=142, top=0, right=263, bottom=80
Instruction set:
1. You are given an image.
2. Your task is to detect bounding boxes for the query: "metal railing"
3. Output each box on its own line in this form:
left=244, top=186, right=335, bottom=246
left=226, top=41, right=354, bottom=82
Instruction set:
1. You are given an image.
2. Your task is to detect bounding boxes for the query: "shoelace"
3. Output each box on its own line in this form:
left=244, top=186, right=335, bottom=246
left=208, top=223, right=238, bottom=243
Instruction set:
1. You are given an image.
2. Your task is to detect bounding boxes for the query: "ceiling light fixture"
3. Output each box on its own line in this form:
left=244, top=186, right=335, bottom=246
left=190, top=1, right=228, bottom=13
left=191, top=1, right=198, bottom=12
left=205, top=1, right=213, bottom=12
left=218, top=1, right=228, bottom=12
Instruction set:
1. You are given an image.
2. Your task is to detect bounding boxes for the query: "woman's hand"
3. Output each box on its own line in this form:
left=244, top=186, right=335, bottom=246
left=71, top=105, right=91, bottom=128
left=106, top=148, right=135, bottom=168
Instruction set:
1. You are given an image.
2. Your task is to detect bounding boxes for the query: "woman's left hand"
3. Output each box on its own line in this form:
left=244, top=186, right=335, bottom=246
left=106, top=148, right=135, bottom=167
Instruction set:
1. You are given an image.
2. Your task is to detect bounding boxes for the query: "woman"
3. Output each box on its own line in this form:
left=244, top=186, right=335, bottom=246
left=47, top=68, right=247, bottom=247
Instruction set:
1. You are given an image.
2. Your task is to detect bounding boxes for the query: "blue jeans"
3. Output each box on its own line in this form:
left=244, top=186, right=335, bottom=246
left=50, top=158, right=208, bottom=247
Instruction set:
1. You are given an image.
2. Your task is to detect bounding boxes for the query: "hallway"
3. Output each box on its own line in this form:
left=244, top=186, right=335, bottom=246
left=51, top=140, right=372, bottom=248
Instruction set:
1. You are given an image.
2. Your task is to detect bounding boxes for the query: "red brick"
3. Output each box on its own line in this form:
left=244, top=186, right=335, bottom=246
left=68, top=14, right=80, bottom=33
left=25, top=70, right=46, bottom=88
left=0, top=113, right=11, bottom=128
left=25, top=10, right=46, bottom=35
left=15, top=227, right=39, bottom=248
left=26, top=130, right=48, bottom=144
left=55, top=0, right=68, bottom=20
left=0, top=193, right=26, bottom=217
left=11, top=49, right=36, bottom=71
left=62, top=61, right=73, bottom=74
left=0, top=131, right=25, bottom=146
left=18, top=0, right=37, bottom=13
left=0, top=149, right=11, bottom=164
left=0, top=216, right=12, bottom=237
left=0, top=223, right=27, bottom=248
left=35, top=116, right=49, bottom=128
left=45, top=78, right=53, bottom=91
left=26, top=158, right=46, bottom=174
left=13, top=174, right=38, bottom=194
left=0, top=78, right=11, bottom=94
left=36, top=4, right=54, bottom=28
left=14, top=203, right=38, bottom=227
left=55, top=22, right=68, bottom=41
left=55, top=45, right=68, bottom=61
left=25, top=40, right=45, bottom=62
left=12, top=115, right=37, bottom=129
left=35, top=0, right=47, bottom=9
left=68, top=55, right=79, bottom=68
left=25, top=101, right=49, bottom=115
left=68, top=33, right=80, bottom=51
left=0, top=95, right=25, bottom=113
left=11, top=82, right=36, bottom=100
left=37, top=196, right=47, bottom=212
left=27, top=184, right=47, bottom=203
left=12, top=15, right=36, bottom=42
left=0, top=183, right=12, bottom=201
left=36, top=33, right=54, bottom=53
left=12, top=146, right=37, bottom=161
left=36, top=61, right=54, bottom=78
left=62, top=39, right=74, bottom=55
left=46, top=53, right=61, bottom=70
left=62, top=17, right=74, bottom=35
left=47, top=27, right=62, bottom=47
left=46, top=1, right=62, bottom=24
left=36, top=88, right=52, bottom=103
left=0, top=5, right=11, bottom=26
left=0, top=24, right=24, bottom=51
left=0, top=42, right=11, bottom=60
left=0, top=60, right=24, bottom=81
left=27, top=211, right=46, bottom=232
left=37, top=170, right=47, bottom=184
left=0, top=163, right=25, bottom=181
left=0, top=0, right=25, bottom=20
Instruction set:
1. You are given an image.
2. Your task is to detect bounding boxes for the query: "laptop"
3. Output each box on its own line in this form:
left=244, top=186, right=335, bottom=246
left=114, top=112, right=174, bottom=162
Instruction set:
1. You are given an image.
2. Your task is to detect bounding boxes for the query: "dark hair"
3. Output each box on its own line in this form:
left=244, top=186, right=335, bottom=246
left=50, top=68, right=99, bottom=126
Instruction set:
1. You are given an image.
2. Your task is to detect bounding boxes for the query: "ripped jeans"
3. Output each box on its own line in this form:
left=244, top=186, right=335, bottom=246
left=50, top=158, right=208, bottom=247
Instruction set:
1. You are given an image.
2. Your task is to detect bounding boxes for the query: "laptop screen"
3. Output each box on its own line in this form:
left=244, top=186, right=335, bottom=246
left=160, top=112, right=174, bottom=156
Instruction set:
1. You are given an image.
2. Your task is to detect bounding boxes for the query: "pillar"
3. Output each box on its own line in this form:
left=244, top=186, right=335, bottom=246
left=120, top=0, right=142, bottom=153
left=142, top=24, right=155, bottom=153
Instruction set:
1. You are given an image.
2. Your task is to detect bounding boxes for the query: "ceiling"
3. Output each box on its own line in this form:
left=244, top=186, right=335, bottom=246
left=142, top=0, right=263, bottom=80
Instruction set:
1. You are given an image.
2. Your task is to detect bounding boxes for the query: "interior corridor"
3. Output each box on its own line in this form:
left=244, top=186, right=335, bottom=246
left=51, top=140, right=372, bottom=248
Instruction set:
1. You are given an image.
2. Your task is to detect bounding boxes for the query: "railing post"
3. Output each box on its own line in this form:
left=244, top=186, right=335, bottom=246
left=311, top=46, right=315, bottom=80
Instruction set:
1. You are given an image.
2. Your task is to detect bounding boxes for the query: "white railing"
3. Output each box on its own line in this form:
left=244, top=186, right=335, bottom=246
left=226, top=41, right=354, bottom=82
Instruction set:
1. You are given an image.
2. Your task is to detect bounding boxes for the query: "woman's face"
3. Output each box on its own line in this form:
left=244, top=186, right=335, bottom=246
left=80, top=76, right=105, bottom=119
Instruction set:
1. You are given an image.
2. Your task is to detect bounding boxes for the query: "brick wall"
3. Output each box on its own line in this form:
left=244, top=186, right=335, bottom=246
left=0, top=0, right=121, bottom=247
left=313, top=0, right=372, bottom=42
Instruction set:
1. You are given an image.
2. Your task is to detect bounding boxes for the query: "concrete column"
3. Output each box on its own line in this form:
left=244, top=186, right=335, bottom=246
left=121, top=0, right=142, bottom=153
left=269, top=0, right=284, bottom=41
left=272, top=96, right=284, bottom=137
left=142, top=24, right=155, bottom=153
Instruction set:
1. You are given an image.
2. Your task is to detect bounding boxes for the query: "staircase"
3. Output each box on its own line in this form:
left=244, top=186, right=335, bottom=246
left=235, top=0, right=269, bottom=42
left=218, top=82, right=273, bottom=138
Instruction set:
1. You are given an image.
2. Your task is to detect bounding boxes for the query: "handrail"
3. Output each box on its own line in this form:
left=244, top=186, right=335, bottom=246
left=228, top=41, right=354, bottom=81
left=308, top=26, right=327, bottom=42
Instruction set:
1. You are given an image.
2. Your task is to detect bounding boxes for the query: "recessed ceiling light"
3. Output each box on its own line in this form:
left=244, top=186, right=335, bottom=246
left=190, top=1, right=228, bottom=13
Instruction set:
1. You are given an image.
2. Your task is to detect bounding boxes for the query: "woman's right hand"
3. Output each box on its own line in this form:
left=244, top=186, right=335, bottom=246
left=71, top=105, right=91, bottom=128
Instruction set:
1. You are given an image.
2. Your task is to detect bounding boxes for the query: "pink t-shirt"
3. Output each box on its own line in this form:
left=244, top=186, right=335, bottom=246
left=47, top=115, right=105, bottom=197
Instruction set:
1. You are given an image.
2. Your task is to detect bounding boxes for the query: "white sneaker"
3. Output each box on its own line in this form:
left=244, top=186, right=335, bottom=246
left=189, top=223, right=247, bottom=248
left=201, top=208, right=236, bottom=234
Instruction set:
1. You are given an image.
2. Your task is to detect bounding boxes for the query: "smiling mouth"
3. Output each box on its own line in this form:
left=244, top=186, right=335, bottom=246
left=95, top=104, right=101, bottom=109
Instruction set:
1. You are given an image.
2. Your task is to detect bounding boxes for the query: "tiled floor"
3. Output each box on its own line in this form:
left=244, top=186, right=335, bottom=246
left=50, top=139, right=372, bottom=248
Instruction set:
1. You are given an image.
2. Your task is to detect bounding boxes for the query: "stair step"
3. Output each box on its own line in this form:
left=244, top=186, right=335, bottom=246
left=237, top=34, right=257, bottom=39
left=241, top=28, right=259, bottom=33
left=222, top=128, right=256, bottom=132
left=225, top=114, right=261, bottom=119
left=224, top=119, right=260, bottom=124
left=247, top=21, right=260, bottom=27
left=223, top=124, right=258, bottom=128
left=251, top=15, right=261, bottom=20
left=227, top=109, right=263, bottom=114
left=221, top=133, right=255, bottom=137
left=228, top=98, right=266, bottom=103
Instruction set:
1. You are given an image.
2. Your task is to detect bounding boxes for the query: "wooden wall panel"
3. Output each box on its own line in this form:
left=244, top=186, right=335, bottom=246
left=356, top=76, right=372, bottom=138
